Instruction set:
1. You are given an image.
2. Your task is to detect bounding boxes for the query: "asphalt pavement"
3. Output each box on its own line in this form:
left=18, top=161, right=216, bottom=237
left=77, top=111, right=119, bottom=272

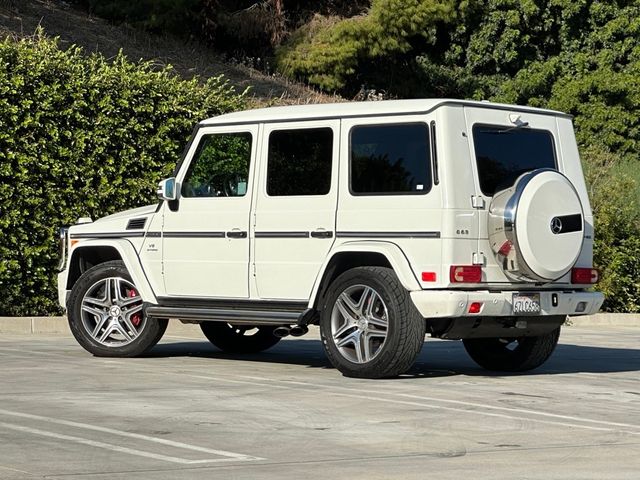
left=0, top=325, right=638, bottom=479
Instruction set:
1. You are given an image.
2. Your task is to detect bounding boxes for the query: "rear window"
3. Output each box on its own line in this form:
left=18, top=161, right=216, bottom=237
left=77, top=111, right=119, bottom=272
left=473, top=125, right=556, bottom=196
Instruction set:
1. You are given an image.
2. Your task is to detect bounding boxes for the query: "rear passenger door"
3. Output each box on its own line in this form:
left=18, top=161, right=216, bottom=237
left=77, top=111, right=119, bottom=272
left=253, top=121, right=339, bottom=300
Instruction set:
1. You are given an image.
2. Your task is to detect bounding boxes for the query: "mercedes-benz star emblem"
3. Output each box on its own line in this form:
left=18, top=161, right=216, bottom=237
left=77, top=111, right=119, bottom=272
left=550, top=217, right=563, bottom=234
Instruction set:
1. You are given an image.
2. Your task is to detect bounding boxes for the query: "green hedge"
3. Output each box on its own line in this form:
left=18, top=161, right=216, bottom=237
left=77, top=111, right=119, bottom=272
left=0, top=32, right=246, bottom=316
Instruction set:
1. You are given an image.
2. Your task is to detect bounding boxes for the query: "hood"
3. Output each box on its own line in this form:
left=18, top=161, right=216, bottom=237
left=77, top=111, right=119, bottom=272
left=93, top=204, right=159, bottom=224
left=70, top=204, right=158, bottom=236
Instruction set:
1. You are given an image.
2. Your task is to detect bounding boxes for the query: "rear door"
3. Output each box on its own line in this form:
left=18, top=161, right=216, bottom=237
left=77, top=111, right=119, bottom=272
left=463, top=107, right=561, bottom=284
left=252, top=120, right=339, bottom=300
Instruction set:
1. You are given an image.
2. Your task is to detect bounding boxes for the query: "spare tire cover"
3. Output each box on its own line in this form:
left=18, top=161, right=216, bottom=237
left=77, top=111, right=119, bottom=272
left=488, top=169, right=584, bottom=282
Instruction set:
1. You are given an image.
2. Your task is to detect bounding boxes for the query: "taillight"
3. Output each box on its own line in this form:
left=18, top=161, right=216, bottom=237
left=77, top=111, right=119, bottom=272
left=571, top=268, right=599, bottom=284
left=450, top=265, right=482, bottom=283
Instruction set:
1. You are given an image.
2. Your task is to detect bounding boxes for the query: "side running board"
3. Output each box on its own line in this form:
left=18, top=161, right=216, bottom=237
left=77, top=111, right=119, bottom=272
left=145, top=305, right=303, bottom=325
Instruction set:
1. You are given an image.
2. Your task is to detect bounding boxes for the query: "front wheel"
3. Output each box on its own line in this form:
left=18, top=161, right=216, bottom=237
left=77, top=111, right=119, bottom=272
left=67, top=260, right=168, bottom=357
left=463, top=327, right=561, bottom=372
left=200, top=323, right=281, bottom=353
left=320, top=266, right=426, bottom=379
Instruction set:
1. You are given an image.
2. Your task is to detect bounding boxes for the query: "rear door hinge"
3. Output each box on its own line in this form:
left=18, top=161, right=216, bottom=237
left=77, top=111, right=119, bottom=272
left=471, top=195, right=485, bottom=209
left=472, top=252, right=486, bottom=266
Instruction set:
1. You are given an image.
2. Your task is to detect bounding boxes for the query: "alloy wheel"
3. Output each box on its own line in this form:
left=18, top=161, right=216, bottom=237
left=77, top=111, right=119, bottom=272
left=330, top=284, right=389, bottom=363
left=80, top=277, right=145, bottom=347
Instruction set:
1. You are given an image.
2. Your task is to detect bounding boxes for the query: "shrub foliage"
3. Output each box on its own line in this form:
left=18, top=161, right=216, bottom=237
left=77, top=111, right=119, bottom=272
left=0, top=33, right=246, bottom=316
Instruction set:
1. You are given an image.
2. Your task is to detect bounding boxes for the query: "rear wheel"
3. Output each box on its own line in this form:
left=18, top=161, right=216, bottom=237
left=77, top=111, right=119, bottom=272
left=320, top=266, right=425, bottom=379
left=463, top=327, right=561, bottom=372
left=67, top=260, right=168, bottom=357
left=200, top=323, right=281, bottom=353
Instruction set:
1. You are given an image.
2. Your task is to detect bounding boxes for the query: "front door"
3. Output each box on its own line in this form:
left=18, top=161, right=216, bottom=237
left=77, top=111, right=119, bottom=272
left=253, top=120, right=339, bottom=300
left=162, top=125, right=258, bottom=298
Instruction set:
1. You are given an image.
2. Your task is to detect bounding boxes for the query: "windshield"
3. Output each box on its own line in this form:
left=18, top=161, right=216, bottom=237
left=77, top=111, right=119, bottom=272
left=472, top=125, right=557, bottom=196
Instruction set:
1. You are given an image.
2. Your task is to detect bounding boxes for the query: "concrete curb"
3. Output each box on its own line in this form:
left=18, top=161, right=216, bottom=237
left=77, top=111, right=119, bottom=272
left=567, top=313, right=639, bottom=327
left=0, top=316, right=203, bottom=336
left=0, top=314, right=637, bottom=336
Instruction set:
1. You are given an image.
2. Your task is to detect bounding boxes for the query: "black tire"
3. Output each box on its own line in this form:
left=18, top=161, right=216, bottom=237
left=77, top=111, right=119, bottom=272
left=67, top=260, right=168, bottom=357
left=200, top=323, right=281, bottom=354
left=463, top=327, right=561, bottom=372
left=319, top=266, right=426, bottom=379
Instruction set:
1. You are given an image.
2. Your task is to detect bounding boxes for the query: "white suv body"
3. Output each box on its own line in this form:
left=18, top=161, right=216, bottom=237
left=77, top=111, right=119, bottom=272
left=58, top=99, right=604, bottom=378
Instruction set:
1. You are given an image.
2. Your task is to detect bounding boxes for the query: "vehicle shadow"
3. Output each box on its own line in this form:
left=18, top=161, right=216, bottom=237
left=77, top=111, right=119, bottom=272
left=145, top=338, right=640, bottom=378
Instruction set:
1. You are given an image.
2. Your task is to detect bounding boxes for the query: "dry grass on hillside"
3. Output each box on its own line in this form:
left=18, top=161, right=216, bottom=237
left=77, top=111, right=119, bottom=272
left=0, top=0, right=340, bottom=106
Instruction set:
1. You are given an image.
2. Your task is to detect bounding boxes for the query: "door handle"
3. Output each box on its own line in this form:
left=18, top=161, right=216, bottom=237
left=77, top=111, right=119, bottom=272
left=310, top=230, right=333, bottom=239
left=226, top=230, right=247, bottom=239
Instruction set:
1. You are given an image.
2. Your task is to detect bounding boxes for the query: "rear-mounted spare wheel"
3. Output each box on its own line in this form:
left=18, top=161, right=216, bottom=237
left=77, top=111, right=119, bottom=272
left=488, top=169, right=584, bottom=282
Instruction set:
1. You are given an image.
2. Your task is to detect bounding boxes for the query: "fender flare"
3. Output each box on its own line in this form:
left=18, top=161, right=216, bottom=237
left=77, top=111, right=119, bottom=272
left=67, top=239, right=158, bottom=304
left=308, top=240, right=421, bottom=308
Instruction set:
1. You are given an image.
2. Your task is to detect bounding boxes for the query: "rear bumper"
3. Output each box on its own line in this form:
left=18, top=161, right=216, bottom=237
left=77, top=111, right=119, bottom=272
left=409, top=289, right=604, bottom=318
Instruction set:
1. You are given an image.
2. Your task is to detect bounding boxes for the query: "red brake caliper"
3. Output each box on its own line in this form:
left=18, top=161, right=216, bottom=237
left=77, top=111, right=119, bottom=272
left=127, top=289, right=142, bottom=327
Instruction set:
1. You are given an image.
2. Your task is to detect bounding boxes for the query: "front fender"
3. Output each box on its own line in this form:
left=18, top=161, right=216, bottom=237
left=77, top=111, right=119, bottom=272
left=62, top=239, right=157, bottom=306
left=308, top=240, right=421, bottom=308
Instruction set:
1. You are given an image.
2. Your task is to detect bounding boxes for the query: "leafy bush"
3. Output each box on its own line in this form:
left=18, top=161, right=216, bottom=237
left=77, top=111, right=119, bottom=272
left=0, top=32, right=246, bottom=316
left=581, top=146, right=640, bottom=312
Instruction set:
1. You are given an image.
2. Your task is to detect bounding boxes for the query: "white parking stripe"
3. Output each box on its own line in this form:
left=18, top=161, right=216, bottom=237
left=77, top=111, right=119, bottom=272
left=173, top=372, right=640, bottom=436
left=0, top=409, right=262, bottom=463
left=271, top=378, right=640, bottom=431
left=0, top=422, right=252, bottom=465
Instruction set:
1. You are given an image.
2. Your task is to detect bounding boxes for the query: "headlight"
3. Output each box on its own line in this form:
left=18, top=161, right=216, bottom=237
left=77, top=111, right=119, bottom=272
left=58, top=227, right=69, bottom=271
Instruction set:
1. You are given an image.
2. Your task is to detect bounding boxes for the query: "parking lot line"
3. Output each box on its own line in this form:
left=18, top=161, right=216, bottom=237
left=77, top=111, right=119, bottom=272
left=0, top=422, right=225, bottom=465
left=170, top=372, right=640, bottom=436
left=0, top=409, right=262, bottom=463
left=271, top=378, right=640, bottom=431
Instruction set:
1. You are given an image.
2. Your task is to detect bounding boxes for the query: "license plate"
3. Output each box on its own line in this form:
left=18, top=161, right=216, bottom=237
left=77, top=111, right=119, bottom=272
left=512, top=293, right=541, bottom=315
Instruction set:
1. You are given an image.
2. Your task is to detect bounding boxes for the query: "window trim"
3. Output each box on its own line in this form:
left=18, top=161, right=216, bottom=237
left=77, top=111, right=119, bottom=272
left=430, top=121, right=439, bottom=186
left=265, top=126, right=335, bottom=198
left=348, top=121, right=433, bottom=197
left=180, top=130, right=254, bottom=199
left=472, top=123, right=558, bottom=198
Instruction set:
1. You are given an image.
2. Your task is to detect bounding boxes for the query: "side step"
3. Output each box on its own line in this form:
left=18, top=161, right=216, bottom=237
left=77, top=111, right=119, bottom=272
left=145, top=305, right=302, bottom=326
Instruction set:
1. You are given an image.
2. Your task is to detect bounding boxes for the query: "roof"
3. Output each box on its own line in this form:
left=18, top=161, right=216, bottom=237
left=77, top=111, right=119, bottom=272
left=200, top=98, right=570, bottom=126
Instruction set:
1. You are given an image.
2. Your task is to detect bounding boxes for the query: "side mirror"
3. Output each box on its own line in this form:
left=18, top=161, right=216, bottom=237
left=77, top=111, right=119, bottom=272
left=157, top=177, right=177, bottom=201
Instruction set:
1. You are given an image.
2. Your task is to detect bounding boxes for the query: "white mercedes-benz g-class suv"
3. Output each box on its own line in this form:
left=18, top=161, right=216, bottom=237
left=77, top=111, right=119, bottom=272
left=57, top=99, right=604, bottom=378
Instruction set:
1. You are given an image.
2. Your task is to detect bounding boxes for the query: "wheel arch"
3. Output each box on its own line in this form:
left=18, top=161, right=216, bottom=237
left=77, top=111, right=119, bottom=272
left=308, top=241, right=421, bottom=310
left=65, top=240, right=157, bottom=304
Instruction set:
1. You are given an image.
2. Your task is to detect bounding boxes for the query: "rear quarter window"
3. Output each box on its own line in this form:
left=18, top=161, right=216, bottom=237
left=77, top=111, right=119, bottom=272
left=350, top=123, right=432, bottom=195
left=473, top=125, right=557, bottom=196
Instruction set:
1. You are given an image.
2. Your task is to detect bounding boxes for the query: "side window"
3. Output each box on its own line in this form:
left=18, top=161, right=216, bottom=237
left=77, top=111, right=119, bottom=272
left=267, top=128, right=333, bottom=196
left=350, top=123, right=431, bottom=195
left=181, top=132, right=252, bottom=198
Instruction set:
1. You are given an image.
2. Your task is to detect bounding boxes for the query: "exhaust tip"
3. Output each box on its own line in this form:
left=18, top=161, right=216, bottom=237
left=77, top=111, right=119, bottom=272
left=273, top=326, right=291, bottom=338
left=289, top=325, right=309, bottom=337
